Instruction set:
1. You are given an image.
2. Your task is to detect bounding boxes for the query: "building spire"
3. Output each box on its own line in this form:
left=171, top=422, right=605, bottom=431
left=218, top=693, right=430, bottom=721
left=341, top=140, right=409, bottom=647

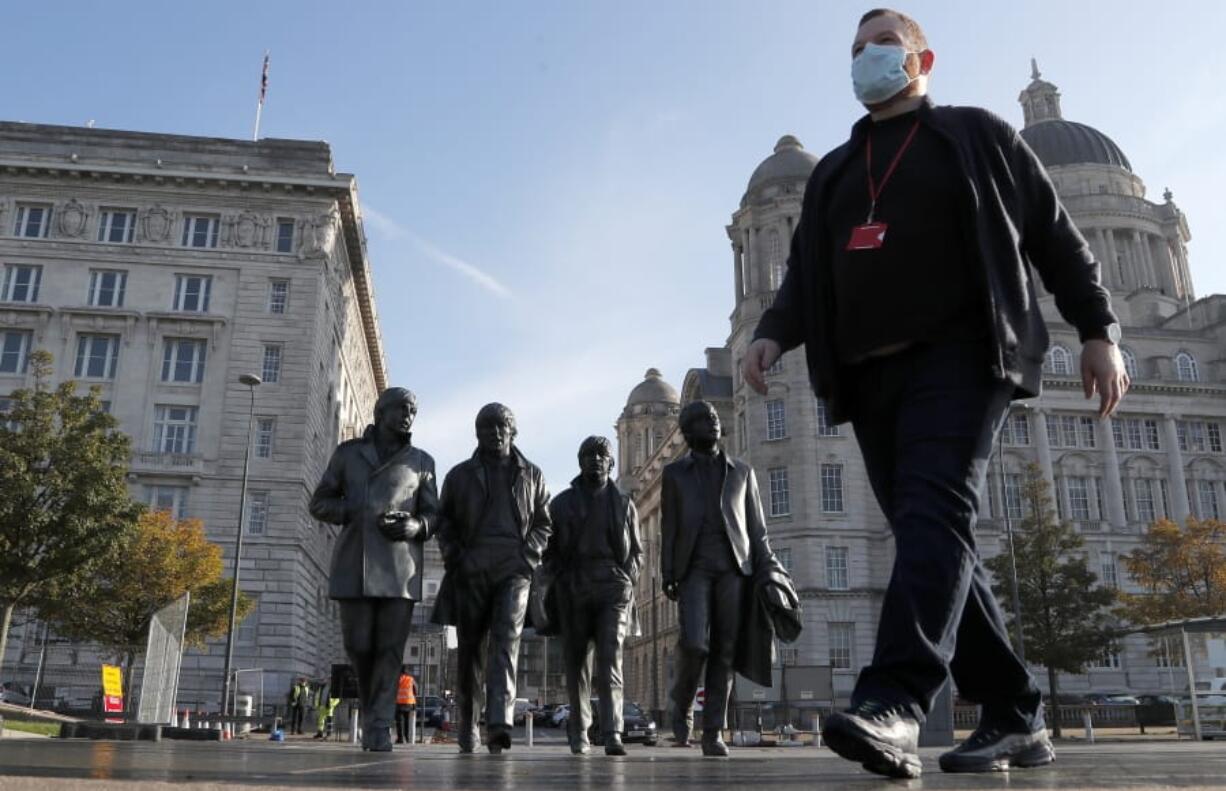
left=1019, top=59, right=1062, bottom=127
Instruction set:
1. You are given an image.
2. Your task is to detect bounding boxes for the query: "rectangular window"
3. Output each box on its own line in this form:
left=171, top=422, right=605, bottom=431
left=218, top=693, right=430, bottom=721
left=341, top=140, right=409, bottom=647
left=780, top=646, right=800, bottom=666
left=1067, top=476, right=1090, bottom=521
left=1094, top=649, right=1122, bottom=669
left=1135, top=479, right=1157, bottom=524
left=1127, top=419, right=1144, bottom=451
left=765, top=399, right=786, bottom=440
left=821, top=463, right=844, bottom=513
left=768, top=467, right=790, bottom=517
left=816, top=398, right=840, bottom=437
left=267, top=280, right=289, bottom=314
left=1159, top=479, right=1171, bottom=519
left=1112, top=419, right=1125, bottom=450
left=1178, top=420, right=1221, bottom=454
left=1210, top=423, right=1224, bottom=454
left=73, top=334, right=120, bottom=379
left=180, top=214, right=219, bottom=248
left=1054, top=476, right=1066, bottom=520
left=261, top=344, right=282, bottom=383
left=0, top=396, right=15, bottom=431
left=255, top=417, right=275, bottom=459
left=172, top=275, right=212, bottom=312
left=1197, top=480, right=1221, bottom=520
left=828, top=622, right=854, bottom=670
left=1047, top=415, right=1060, bottom=448
left=0, top=330, right=32, bottom=374
left=1078, top=416, right=1097, bottom=448
left=736, top=412, right=747, bottom=453
left=2, top=264, right=42, bottom=303
left=1001, top=412, right=1030, bottom=445
left=1003, top=473, right=1024, bottom=520
left=160, top=338, right=207, bottom=383
left=88, top=269, right=127, bottom=307
left=97, top=209, right=136, bottom=243
left=152, top=405, right=198, bottom=454
left=1145, top=419, right=1162, bottom=451
left=13, top=204, right=51, bottom=238
left=146, top=485, right=189, bottom=520
left=776, top=547, right=793, bottom=574
left=275, top=219, right=295, bottom=253
left=826, top=546, right=850, bottom=591
left=246, top=490, right=270, bottom=535
left=1100, top=552, right=1119, bottom=589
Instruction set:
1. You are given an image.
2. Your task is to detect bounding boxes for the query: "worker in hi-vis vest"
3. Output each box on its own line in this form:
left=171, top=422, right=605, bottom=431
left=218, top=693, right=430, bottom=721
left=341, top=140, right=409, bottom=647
left=395, top=667, right=418, bottom=744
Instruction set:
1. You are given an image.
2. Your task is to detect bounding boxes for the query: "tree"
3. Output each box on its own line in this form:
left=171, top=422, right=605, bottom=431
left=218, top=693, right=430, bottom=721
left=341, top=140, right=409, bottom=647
left=0, top=351, right=141, bottom=675
left=43, top=508, right=256, bottom=706
left=1118, top=517, right=1226, bottom=624
left=984, top=463, right=1117, bottom=737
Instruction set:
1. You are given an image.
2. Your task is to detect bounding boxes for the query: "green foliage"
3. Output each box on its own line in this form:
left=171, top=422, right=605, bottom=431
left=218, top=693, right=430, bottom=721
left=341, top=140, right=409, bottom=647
left=0, top=351, right=141, bottom=673
left=985, top=463, right=1117, bottom=734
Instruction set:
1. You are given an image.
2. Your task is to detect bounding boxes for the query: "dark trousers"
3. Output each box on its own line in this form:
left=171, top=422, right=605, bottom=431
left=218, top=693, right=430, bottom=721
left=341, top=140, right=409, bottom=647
left=339, top=598, right=415, bottom=732
left=455, top=552, right=532, bottom=747
left=670, top=567, right=746, bottom=731
left=290, top=704, right=305, bottom=734
left=847, top=340, right=1043, bottom=732
left=560, top=570, right=633, bottom=746
left=395, top=705, right=414, bottom=742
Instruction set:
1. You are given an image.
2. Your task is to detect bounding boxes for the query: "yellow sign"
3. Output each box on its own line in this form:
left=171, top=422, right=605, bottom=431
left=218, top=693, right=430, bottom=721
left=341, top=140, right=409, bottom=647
left=101, top=664, right=123, bottom=697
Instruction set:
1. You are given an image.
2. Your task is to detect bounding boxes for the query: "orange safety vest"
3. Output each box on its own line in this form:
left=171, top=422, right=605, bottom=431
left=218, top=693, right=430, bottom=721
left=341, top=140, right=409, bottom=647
left=397, top=674, right=417, bottom=706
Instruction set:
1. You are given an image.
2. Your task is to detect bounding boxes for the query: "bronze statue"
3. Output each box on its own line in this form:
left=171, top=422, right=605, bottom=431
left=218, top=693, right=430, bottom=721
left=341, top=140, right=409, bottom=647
left=662, top=400, right=792, bottom=757
left=545, top=436, right=643, bottom=755
left=431, top=403, right=552, bottom=754
left=309, top=387, right=439, bottom=752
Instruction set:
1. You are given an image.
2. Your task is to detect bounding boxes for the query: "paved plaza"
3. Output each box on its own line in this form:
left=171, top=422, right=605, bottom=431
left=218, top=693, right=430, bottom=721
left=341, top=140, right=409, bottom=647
left=0, top=738, right=1225, bottom=790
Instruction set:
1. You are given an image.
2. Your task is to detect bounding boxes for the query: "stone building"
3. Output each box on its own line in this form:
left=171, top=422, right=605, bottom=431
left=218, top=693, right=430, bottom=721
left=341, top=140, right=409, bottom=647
left=0, top=121, right=388, bottom=709
left=621, top=67, right=1226, bottom=715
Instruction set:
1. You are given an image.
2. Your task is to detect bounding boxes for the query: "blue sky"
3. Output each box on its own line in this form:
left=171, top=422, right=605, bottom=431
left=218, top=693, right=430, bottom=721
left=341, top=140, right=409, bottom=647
left=5, top=1, right=1224, bottom=492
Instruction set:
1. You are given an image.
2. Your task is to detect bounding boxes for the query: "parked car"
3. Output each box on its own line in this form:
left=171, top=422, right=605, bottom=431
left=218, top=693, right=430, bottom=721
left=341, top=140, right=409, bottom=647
left=419, top=696, right=444, bottom=728
left=551, top=703, right=571, bottom=728
left=1192, top=678, right=1226, bottom=706
left=533, top=703, right=560, bottom=727
left=0, top=683, right=31, bottom=706
left=512, top=698, right=532, bottom=725
left=1085, top=691, right=1140, bottom=706
left=586, top=700, right=658, bottom=746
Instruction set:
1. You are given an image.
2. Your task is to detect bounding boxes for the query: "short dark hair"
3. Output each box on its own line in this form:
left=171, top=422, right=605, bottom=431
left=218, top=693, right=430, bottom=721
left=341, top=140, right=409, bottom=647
left=578, top=435, right=614, bottom=460
left=678, top=400, right=719, bottom=437
left=858, top=8, right=928, bottom=50
left=475, top=402, right=516, bottom=433
left=373, top=387, right=417, bottom=422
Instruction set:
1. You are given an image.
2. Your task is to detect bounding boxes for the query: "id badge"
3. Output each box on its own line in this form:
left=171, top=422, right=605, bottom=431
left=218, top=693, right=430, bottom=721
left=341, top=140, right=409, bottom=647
left=846, top=222, right=888, bottom=251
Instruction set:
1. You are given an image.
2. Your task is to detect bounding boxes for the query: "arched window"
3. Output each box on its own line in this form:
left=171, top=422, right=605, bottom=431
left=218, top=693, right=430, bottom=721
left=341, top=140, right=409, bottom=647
left=1044, top=345, right=1073, bottom=376
left=1176, top=351, right=1199, bottom=382
left=1121, top=346, right=1139, bottom=380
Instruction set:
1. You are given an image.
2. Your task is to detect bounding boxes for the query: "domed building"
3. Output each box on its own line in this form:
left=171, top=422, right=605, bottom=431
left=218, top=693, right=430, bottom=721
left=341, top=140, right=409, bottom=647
left=622, top=66, right=1226, bottom=721
left=616, top=368, right=681, bottom=490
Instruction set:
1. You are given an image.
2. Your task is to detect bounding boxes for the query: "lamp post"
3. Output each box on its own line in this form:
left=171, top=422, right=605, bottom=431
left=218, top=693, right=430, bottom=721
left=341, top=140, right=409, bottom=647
left=221, top=373, right=262, bottom=715
left=996, top=405, right=1026, bottom=662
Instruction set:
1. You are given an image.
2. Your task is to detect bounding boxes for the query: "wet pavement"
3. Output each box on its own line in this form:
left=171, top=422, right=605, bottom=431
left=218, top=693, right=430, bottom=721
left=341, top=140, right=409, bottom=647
left=0, top=738, right=1225, bottom=790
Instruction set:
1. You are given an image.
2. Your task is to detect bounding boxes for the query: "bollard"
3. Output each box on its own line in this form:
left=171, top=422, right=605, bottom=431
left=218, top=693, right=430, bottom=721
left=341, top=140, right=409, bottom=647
left=1, top=713, right=6, bottom=738
left=350, top=707, right=360, bottom=745
left=812, top=714, right=821, bottom=748
left=526, top=712, right=534, bottom=747
left=1083, top=711, right=1094, bottom=744
left=408, top=710, right=417, bottom=746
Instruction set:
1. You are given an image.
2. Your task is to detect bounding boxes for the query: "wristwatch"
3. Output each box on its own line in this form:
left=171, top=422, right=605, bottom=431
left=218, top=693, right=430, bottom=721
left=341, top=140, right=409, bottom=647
left=1084, top=323, right=1122, bottom=345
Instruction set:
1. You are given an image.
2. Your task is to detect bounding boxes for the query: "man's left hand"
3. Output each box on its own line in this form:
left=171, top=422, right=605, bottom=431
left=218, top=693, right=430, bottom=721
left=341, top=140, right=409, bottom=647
left=378, top=511, right=419, bottom=541
left=1080, top=339, right=1130, bottom=418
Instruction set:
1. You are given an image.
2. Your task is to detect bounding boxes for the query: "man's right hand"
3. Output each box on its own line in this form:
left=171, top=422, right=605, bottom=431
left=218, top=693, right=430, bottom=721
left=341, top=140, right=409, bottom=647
left=663, top=581, right=679, bottom=601
left=743, top=338, right=782, bottom=395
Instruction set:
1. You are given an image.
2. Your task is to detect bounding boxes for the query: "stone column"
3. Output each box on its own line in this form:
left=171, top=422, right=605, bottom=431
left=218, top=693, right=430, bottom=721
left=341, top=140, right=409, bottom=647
left=733, top=243, right=745, bottom=299
left=1093, top=228, right=1109, bottom=274
left=1141, top=231, right=1158, bottom=287
left=1103, top=230, right=1120, bottom=287
left=1098, top=419, right=1127, bottom=529
left=1034, top=408, right=1058, bottom=495
left=1163, top=414, right=1191, bottom=522
left=743, top=227, right=753, bottom=293
left=1132, top=230, right=1153, bottom=288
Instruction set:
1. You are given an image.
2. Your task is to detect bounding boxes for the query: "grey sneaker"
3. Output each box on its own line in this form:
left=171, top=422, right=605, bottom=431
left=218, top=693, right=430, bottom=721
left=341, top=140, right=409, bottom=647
left=822, top=700, right=921, bottom=779
left=939, top=724, right=1055, bottom=773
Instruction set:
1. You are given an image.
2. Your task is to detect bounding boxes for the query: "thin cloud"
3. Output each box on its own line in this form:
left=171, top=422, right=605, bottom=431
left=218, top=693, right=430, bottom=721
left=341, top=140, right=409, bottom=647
left=363, top=205, right=513, bottom=300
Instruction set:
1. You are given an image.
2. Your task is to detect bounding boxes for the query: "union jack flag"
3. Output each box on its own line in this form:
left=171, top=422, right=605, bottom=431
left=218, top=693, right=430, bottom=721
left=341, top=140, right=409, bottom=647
left=259, top=52, right=270, bottom=105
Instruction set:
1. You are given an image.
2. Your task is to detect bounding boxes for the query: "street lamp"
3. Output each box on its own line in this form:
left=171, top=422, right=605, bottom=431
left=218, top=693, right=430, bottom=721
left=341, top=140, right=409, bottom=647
left=221, top=373, right=262, bottom=716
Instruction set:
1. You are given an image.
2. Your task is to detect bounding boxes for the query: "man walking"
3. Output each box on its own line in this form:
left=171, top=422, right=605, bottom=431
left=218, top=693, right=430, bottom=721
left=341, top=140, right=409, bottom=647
left=288, top=677, right=309, bottom=735
left=546, top=436, right=643, bottom=756
left=432, top=403, right=552, bottom=754
left=395, top=667, right=417, bottom=744
left=310, top=388, right=440, bottom=752
left=743, top=8, right=1128, bottom=779
left=661, top=401, right=781, bottom=757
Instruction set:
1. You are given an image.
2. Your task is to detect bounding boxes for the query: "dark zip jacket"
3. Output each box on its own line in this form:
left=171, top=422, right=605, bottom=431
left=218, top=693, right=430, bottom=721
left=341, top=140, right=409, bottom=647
left=752, top=97, right=1118, bottom=424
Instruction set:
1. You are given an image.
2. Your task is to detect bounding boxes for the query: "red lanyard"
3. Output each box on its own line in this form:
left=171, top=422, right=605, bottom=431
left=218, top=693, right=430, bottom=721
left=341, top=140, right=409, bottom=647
left=865, top=119, right=920, bottom=223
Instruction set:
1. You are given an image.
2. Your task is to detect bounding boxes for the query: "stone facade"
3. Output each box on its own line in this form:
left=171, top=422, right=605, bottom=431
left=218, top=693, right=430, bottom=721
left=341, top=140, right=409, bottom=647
left=621, top=70, right=1226, bottom=714
left=0, top=122, right=387, bottom=709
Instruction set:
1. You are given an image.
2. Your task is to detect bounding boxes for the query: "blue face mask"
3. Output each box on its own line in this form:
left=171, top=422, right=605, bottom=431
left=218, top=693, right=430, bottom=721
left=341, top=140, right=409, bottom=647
left=851, top=43, right=916, bottom=105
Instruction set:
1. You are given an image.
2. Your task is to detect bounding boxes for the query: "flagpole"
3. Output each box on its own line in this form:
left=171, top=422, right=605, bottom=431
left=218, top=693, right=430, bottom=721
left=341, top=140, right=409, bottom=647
left=253, top=51, right=269, bottom=142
